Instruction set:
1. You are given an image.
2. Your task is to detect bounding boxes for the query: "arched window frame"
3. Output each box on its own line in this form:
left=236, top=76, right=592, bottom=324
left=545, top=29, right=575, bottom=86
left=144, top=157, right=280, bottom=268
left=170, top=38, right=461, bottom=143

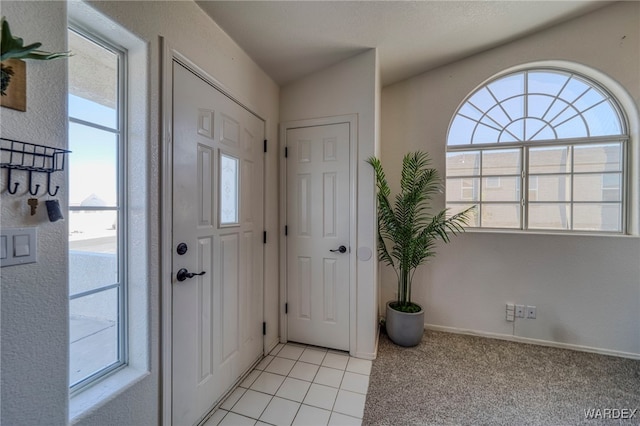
left=446, top=66, right=631, bottom=234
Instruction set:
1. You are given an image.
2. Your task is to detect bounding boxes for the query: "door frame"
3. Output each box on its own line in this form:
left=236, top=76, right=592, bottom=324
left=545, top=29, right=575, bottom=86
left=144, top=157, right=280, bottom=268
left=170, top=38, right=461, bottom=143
left=279, top=115, right=358, bottom=355
left=160, top=38, right=268, bottom=426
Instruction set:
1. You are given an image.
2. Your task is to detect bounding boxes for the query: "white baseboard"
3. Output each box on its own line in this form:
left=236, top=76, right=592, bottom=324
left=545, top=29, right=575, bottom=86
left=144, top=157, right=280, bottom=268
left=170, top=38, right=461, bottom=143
left=424, top=324, right=640, bottom=360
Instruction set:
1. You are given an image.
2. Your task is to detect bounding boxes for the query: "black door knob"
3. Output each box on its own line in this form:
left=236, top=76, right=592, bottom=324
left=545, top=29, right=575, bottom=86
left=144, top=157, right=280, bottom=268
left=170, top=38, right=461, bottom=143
left=177, top=268, right=206, bottom=282
left=330, top=245, right=347, bottom=254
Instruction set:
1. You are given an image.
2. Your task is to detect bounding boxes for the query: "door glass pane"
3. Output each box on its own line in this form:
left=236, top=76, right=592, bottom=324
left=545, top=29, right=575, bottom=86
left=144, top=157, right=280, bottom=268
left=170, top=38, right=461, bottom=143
left=530, top=175, right=571, bottom=202
left=69, top=287, right=119, bottom=386
left=220, top=153, right=239, bottom=225
left=482, top=177, right=520, bottom=201
left=573, top=203, right=621, bottom=232
left=574, top=173, right=621, bottom=202
left=446, top=151, right=479, bottom=176
left=68, top=31, right=118, bottom=129
left=573, top=143, right=622, bottom=173
left=481, top=204, right=520, bottom=228
left=528, top=204, right=570, bottom=230
left=482, top=149, right=520, bottom=175
left=529, top=146, right=571, bottom=174
left=69, top=123, right=118, bottom=207
left=69, top=210, right=118, bottom=294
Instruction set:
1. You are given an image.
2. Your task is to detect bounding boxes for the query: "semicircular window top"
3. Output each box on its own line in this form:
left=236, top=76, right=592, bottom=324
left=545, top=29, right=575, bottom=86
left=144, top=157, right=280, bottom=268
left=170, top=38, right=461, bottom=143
left=446, top=68, right=629, bottom=233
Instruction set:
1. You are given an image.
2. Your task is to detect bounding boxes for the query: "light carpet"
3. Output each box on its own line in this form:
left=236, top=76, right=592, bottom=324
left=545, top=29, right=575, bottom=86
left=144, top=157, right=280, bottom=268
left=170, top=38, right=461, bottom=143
left=363, top=330, right=640, bottom=425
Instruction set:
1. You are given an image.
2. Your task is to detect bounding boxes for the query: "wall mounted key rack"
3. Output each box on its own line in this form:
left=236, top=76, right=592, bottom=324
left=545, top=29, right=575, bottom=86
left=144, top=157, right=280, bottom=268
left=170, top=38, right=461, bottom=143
left=1, top=138, right=71, bottom=196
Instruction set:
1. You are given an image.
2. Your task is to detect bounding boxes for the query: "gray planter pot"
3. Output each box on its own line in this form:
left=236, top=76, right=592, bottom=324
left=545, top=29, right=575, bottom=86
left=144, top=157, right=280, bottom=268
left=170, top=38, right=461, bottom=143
left=386, top=301, right=425, bottom=347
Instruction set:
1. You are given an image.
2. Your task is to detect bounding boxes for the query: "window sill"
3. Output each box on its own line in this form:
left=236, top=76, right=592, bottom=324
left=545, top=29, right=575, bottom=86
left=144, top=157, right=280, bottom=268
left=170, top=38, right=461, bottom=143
left=463, top=227, right=638, bottom=238
left=69, top=366, right=149, bottom=424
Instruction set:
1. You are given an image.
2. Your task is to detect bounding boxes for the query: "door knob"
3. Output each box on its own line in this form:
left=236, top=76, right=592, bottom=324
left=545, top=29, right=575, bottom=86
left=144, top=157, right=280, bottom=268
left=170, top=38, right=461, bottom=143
left=330, top=245, right=347, bottom=254
left=176, top=268, right=206, bottom=282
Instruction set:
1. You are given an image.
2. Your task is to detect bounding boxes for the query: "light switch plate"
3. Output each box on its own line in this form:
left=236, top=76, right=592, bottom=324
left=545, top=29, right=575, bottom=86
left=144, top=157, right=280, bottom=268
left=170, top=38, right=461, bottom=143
left=1, top=228, right=37, bottom=267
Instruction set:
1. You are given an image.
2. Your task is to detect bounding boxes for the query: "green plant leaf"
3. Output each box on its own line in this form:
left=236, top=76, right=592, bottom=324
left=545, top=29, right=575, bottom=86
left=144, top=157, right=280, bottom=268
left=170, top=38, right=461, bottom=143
left=1, top=16, right=71, bottom=62
left=368, top=151, right=475, bottom=305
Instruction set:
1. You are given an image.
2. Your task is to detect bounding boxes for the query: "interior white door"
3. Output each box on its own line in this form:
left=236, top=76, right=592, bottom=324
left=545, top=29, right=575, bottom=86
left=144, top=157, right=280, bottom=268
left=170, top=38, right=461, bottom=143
left=172, top=61, right=264, bottom=426
left=286, top=123, right=351, bottom=351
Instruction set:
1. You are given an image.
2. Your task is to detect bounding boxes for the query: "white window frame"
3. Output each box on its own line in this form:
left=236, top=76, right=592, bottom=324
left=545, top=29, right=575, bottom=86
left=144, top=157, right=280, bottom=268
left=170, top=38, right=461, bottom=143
left=68, top=26, right=128, bottom=393
left=67, top=2, right=149, bottom=420
left=446, top=67, right=630, bottom=234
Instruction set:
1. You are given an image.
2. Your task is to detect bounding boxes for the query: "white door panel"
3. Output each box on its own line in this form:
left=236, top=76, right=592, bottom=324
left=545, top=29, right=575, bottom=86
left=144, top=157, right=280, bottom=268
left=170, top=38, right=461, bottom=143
left=286, top=123, right=350, bottom=350
left=172, top=62, right=264, bottom=426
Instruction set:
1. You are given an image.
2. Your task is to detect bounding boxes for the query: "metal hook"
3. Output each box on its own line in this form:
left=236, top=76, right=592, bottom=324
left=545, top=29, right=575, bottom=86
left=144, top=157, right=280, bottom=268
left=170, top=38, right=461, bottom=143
left=28, top=171, right=40, bottom=196
left=46, top=172, right=59, bottom=196
left=6, top=169, right=19, bottom=194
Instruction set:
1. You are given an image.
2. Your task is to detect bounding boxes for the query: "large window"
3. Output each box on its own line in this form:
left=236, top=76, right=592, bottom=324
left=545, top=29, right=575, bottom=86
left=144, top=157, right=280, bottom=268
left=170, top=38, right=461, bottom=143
left=68, top=28, right=126, bottom=390
left=446, top=68, right=628, bottom=233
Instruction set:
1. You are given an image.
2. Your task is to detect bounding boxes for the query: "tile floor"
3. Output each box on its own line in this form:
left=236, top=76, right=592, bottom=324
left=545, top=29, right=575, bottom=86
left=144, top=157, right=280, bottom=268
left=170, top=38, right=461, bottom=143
left=203, top=342, right=372, bottom=426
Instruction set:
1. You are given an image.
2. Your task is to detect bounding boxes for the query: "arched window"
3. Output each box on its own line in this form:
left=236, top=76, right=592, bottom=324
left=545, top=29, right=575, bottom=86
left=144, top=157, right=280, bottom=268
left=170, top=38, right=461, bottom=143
left=446, top=68, right=628, bottom=233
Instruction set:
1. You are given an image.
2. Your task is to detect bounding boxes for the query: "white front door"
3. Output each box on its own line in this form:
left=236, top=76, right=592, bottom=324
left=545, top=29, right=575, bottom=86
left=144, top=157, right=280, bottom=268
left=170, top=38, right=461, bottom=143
left=285, top=123, right=351, bottom=351
left=171, top=61, right=264, bottom=426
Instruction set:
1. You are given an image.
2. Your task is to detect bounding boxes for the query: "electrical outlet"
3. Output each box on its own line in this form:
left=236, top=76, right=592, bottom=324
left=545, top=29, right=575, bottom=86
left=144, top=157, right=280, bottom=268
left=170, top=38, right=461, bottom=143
left=526, top=306, right=537, bottom=319
left=515, top=304, right=525, bottom=318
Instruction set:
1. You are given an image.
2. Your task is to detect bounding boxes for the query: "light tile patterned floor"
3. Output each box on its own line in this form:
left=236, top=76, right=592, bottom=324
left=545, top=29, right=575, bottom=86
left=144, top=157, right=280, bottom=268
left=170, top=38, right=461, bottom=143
left=203, top=343, right=372, bottom=426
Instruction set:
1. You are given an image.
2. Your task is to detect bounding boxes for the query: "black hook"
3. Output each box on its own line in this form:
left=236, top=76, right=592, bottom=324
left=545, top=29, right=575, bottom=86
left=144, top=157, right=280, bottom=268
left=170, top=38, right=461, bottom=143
left=6, top=169, right=19, bottom=194
left=46, top=172, right=59, bottom=196
left=28, top=171, right=40, bottom=196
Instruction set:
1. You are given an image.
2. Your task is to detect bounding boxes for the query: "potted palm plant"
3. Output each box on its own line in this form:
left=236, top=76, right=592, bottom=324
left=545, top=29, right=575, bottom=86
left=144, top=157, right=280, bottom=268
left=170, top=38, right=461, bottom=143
left=367, top=151, right=474, bottom=347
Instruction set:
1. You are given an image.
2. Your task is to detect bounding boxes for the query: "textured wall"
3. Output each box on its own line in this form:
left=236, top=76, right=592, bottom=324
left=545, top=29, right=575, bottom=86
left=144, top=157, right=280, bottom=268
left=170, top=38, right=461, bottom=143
left=280, top=49, right=380, bottom=358
left=0, top=2, right=69, bottom=425
left=380, top=1, right=640, bottom=356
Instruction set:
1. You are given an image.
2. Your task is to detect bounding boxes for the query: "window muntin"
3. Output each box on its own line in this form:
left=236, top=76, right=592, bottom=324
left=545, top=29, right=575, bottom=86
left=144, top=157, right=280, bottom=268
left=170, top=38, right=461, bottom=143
left=446, top=68, right=627, bottom=233
left=68, top=28, right=126, bottom=390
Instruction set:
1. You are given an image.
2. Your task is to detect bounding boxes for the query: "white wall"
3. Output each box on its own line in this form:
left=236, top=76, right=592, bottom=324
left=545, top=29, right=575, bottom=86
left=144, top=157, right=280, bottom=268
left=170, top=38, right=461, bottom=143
left=280, top=49, right=380, bottom=358
left=1, top=2, right=69, bottom=425
left=380, top=1, right=640, bottom=357
left=1, top=1, right=280, bottom=425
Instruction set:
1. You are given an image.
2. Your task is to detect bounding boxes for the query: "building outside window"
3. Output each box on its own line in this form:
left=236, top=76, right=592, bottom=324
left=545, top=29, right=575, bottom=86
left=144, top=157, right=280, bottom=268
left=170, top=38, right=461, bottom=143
left=68, top=27, right=126, bottom=391
left=446, top=68, right=628, bottom=233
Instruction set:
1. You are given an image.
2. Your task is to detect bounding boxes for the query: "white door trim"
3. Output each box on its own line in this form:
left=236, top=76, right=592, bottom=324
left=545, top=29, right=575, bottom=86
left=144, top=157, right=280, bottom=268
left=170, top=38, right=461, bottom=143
left=279, top=115, right=358, bottom=355
left=160, top=38, right=268, bottom=426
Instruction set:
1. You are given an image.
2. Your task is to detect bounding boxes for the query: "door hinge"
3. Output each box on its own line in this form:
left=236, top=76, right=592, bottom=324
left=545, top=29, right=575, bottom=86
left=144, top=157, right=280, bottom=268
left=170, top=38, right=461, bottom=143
left=284, top=147, right=288, bottom=158
left=263, top=231, right=267, bottom=244
left=263, top=322, right=266, bottom=336
left=285, top=303, right=288, bottom=314
left=284, top=225, right=288, bottom=236
left=264, top=139, right=267, bottom=153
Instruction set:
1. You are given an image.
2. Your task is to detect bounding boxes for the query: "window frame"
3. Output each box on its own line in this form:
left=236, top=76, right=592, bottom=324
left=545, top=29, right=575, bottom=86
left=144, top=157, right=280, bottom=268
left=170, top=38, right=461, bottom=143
left=68, top=25, right=128, bottom=393
left=446, top=67, right=629, bottom=235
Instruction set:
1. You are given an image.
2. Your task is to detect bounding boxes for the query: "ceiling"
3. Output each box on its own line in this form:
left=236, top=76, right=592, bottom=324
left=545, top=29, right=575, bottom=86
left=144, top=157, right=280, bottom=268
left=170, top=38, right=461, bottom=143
left=196, top=1, right=609, bottom=87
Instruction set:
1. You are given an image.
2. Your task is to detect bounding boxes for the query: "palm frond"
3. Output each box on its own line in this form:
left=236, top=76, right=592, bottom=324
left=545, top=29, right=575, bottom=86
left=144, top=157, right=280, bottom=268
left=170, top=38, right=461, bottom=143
left=368, top=151, right=474, bottom=306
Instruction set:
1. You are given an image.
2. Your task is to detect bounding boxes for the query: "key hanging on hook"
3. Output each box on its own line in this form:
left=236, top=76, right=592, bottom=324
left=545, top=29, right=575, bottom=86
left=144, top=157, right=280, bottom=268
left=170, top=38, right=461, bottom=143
left=27, top=198, right=38, bottom=216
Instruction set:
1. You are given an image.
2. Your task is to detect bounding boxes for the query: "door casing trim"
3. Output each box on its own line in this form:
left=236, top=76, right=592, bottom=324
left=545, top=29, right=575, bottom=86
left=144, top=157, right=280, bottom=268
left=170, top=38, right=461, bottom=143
left=160, top=38, right=267, bottom=426
left=279, top=115, right=358, bottom=355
